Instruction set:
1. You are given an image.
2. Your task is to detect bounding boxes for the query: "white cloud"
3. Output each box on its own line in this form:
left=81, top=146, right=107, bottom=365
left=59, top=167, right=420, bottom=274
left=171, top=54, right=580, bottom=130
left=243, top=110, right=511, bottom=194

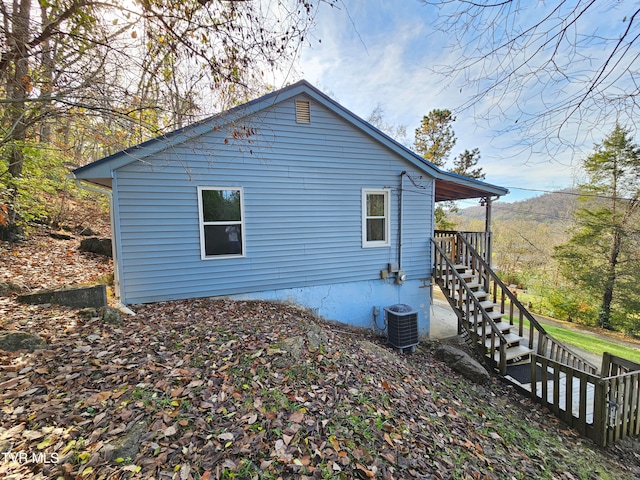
left=293, top=0, right=630, bottom=202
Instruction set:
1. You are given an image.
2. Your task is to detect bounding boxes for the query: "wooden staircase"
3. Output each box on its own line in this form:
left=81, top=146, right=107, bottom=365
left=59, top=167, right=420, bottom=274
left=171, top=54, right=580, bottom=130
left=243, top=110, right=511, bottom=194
left=433, top=231, right=640, bottom=448
left=437, top=260, right=534, bottom=373
left=432, top=231, right=595, bottom=376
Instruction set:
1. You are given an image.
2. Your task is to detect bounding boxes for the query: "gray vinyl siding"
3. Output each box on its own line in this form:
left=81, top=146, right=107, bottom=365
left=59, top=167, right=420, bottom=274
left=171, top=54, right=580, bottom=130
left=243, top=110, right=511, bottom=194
left=113, top=94, right=434, bottom=304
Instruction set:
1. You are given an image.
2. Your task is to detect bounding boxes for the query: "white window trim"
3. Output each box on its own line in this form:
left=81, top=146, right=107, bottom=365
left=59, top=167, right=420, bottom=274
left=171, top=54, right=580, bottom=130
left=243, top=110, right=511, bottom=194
left=197, top=186, right=246, bottom=260
left=362, top=188, right=391, bottom=248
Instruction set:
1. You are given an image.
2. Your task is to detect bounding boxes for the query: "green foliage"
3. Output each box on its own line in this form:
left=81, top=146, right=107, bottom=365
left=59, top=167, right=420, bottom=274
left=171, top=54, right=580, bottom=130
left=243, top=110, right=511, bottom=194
left=434, top=204, right=457, bottom=230
left=546, top=287, right=598, bottom=326
left=414, top=109, right=487, bottom=229
left=451, top=148, right=485, bottom=180
left=0, top=142, right=73, bottom=231
left=414, top=109, right=457, bottom=167
left=554, top=124, right=640, bottom=331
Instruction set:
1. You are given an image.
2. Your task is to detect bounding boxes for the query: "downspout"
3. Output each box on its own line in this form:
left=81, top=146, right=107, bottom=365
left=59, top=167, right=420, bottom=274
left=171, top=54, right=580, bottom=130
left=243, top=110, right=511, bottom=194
left=399, top=171, right=406, bottom=271
left=71, top=176, right=132, bottom=315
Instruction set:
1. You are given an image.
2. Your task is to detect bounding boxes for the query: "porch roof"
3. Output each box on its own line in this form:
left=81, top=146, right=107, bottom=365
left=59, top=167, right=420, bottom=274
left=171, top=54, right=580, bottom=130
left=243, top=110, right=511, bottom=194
left=434, top=176, right=506, bottom=202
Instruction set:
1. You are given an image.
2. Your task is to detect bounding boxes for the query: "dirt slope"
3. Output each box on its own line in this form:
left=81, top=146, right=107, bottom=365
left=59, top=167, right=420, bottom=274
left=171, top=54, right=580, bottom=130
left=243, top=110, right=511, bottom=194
left=1, top=220, right=639, bottom=479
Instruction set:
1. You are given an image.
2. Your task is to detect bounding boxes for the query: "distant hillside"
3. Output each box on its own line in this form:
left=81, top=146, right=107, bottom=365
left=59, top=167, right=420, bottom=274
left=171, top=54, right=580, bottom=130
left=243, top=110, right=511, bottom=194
left=455, top=189, right=578, bottom=226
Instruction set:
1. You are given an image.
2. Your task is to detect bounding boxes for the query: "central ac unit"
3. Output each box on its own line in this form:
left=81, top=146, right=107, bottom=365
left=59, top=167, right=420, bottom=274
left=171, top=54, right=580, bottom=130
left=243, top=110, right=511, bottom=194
left=384, top=304, right=419, bottom=352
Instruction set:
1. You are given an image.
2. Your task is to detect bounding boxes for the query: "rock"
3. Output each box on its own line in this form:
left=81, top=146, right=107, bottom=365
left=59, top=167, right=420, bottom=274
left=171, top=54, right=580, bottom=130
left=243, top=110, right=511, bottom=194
left=50, top=231, right=73, bottom=240
left=64, top=225, right=97, bottom=236
left=0, top=331, right=46, bottom=352
left=434, top=344, right=491, bottom=384
left=80, top=237, right=112, bottom=257
left=78, top=227, right=96, bottom=236
left=306, top=324, right=328, bottom=352
left=102, top=307, right=123, bottom=325
left=0, top=282, right=22, bottom=296
left=78, top=308, right=101, bottom=319
left=271, top=337, right=305, bottom=368
left=78, top=306, right=122, bottom=324
left=17, top=284, right=107, bottom=309
left=109, top=421, right=147, bottom=463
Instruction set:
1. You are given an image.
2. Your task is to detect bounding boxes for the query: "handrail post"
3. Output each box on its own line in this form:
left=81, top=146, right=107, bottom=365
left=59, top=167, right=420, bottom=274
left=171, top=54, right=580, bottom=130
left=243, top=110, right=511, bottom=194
left=593, top=378, right=609, bottom=446
left=485, top=197, right=493, bottom=265
left=602, top=352, right=612, bottom=377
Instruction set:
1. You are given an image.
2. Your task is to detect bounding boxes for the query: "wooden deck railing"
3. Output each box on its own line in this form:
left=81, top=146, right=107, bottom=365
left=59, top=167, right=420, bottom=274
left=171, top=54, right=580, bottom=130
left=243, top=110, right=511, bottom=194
left=433, top=231, right=640, bottom=446
left=532, top=354, right=640, bottom=446
left=537, top=335, right=599, bottom=375
left=531, top=354, right=600, bottom=440
left=597, top=354, right=640, bottom=446
left=432, top=237, right=510, bottom=373
left=434, top=230, right=490, bottom=264
left=433, top=232, right=598, bottom=375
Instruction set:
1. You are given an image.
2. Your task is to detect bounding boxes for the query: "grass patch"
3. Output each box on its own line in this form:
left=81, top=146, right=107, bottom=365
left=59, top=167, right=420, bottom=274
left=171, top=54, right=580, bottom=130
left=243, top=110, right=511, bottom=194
left=523, top=318, right=640, bottom=364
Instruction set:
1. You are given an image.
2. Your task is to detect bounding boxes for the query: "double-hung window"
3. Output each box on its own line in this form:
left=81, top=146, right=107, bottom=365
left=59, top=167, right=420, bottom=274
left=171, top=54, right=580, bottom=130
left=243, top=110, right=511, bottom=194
left=362, top=188, right=390, bottom=248
left=198, top=187, right=245, bottom=259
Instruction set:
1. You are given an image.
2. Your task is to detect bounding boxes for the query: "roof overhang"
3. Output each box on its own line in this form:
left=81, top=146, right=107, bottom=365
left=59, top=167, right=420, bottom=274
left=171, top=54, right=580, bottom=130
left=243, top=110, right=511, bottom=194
left=434, top=177, right=507, bottom=202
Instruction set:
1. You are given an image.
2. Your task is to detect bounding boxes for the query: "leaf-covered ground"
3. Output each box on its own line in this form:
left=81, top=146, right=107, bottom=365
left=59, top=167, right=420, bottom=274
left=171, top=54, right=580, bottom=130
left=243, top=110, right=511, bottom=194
left=1, top=217, right=640, bottom=479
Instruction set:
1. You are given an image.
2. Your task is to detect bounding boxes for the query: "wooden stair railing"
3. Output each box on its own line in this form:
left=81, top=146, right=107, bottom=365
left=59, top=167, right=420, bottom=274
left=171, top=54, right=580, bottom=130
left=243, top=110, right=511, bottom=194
left=434, top=232, right=640, bottom=447
left=433, top=236, right=522, bottom=374
left=432, top=232, right=599, bottom=376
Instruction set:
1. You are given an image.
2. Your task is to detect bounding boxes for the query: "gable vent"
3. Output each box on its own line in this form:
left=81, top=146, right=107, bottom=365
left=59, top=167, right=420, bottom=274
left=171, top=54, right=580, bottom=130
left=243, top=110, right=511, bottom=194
left=295, top=100, right=311, bottom=123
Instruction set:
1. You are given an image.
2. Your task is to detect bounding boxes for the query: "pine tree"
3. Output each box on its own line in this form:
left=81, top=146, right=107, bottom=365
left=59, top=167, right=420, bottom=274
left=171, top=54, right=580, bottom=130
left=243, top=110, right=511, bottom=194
left=414, top=109, right=456, bottom=168
left=554, top=125, right=640, bottom=331
left=452, top=148, right=485, bottom=180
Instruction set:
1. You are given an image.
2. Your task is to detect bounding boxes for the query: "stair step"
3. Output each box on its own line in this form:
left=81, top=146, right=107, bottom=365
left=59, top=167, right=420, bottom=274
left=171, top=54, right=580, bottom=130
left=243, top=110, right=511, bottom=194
left=465, top=281, right=484, bottom=291
left=455, top=292, right=490, bottom=308
left=436, top=264, right=468, bottom=274
left=443, top=272, right=475, bottom=283
left=485, top=310, right=505, bottom=321
left=462, top=309, right=505, bottom=325
left=492, top=345, right=533, bottom=363
left=457, top=290, right=489, bottom=302
left=482, top=333, right=524, bottom=348
left=471, top=320, right=511, bottom=336
left=479, top=300, right=498, bottom=310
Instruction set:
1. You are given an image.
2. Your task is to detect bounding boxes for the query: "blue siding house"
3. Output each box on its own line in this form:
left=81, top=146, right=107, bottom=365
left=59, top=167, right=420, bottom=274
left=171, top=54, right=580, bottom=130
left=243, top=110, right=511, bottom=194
left=72, top=81, right=507, bottom=337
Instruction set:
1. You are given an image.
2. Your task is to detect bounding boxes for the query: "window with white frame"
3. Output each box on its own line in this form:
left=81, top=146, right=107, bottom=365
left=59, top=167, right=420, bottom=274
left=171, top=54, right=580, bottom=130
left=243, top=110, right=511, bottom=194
left=362, top=189, right=390, bottom=247
left=198, top=187, right=245, bottom=258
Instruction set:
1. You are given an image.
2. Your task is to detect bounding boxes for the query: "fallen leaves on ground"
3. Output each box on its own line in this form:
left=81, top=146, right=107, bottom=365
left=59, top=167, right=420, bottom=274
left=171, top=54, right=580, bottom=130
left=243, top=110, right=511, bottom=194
left=1, top=230, right=639, bottom=479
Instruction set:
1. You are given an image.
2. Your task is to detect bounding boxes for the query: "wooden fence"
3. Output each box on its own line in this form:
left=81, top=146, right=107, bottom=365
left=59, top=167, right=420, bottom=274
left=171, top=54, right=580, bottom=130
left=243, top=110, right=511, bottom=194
left=531, top=353, right=640, bottom=446
left=433, top=231, right=640, bottom=446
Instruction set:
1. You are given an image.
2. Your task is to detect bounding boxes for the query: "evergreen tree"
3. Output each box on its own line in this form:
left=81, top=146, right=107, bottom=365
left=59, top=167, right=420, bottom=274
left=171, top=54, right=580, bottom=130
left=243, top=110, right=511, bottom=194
left=554, top=125, right=640, bottom=331
left=452, top=148, right=485, bottom=180
left=414, top=109, right=456, bottom=168
left=414, top=109, right=486, bottom=229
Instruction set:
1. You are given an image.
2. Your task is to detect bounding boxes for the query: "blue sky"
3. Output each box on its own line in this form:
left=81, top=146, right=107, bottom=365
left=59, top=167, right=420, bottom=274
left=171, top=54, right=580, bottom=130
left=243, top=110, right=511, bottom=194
left=291, top=0, right=625, bottom=205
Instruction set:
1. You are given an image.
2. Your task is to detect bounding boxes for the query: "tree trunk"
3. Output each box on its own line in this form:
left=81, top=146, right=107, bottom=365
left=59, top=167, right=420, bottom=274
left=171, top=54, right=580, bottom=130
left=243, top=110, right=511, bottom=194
left=2, top=0, right=32, bottom=237
left=599, top=228, right=621, bottom=330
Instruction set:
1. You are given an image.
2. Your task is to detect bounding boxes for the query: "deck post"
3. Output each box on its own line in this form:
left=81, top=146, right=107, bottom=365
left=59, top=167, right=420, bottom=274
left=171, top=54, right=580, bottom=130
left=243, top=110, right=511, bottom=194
left=602, top=352, right=612, bottom=377
left=593, top=378, right=609, bottom=446
left=484, top=196, right=493, bottom=266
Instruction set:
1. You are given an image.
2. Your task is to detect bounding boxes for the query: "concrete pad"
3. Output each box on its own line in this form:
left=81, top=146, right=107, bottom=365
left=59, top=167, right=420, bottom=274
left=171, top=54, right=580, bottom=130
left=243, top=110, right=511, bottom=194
left=430, top=291, right=459, bottom=339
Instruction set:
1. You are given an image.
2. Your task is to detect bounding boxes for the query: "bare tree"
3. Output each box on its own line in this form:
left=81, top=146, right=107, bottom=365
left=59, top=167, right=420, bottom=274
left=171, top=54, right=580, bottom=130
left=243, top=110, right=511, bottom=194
left=421, top=0, right=640, bottom=159
left=0, top=0, right=335, bottom=236
left=366, top=103, right=409, bottom=146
